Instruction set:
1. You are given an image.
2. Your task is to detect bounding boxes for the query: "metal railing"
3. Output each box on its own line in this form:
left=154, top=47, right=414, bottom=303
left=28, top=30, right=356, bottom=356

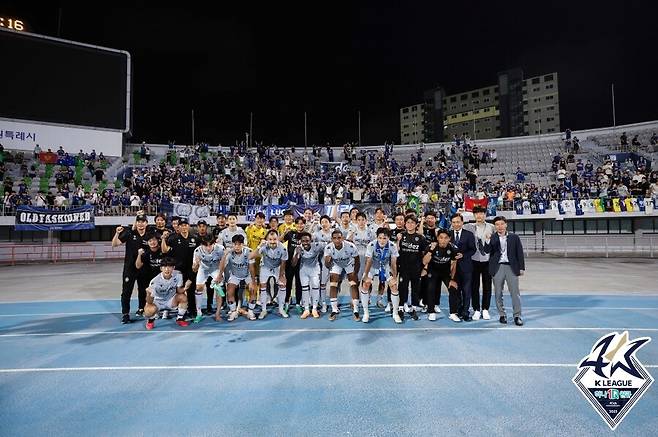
left=518, top=234, right=657, bottom=258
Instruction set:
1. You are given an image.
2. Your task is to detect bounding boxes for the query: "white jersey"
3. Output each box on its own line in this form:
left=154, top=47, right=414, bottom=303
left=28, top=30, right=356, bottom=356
left=365, top=240, right=399, bottom=270
left=368, top=221, right=389, bottom=235
left=336, top=222, right=356, bottom=238
left=193, top=244, right=225, bottom=270
left=352, top=226, right=376, bottom=254
left=149, top=272, right=183, bottom=302
left=219, top=226, right=247, bottom=249
left=324, top=241, right=359, bottom=268
left=297, top=243, right=325, bottom=270
left=224, top=247, right=254, bottom=278
left=258, top=242, right=288, bottom=269
left=313, top=228, right=334, bottom=245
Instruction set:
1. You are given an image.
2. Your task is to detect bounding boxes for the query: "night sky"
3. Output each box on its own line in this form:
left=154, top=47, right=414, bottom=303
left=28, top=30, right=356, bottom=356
left=3, top=1, right=658, bottom=146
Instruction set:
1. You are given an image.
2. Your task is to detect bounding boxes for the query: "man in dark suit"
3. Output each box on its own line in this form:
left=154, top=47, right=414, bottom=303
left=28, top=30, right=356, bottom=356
left=450, top=214, right=476, bottom=322
left=479, top=216, right=525, bottom=326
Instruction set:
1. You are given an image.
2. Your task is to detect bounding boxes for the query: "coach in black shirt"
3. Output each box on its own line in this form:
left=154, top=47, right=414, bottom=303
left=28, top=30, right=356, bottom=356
left=162, top=217, right=199, bottom=317
left=112, top=214, right=149, bottom=324
left=397, top=215, right=428, bottom=320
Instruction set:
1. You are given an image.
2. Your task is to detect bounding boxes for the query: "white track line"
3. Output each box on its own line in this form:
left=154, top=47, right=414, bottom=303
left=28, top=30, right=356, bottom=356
left=1, top=363, right=656, bottom=373
left=1, top=326, right=658, bottom=338
left=0, top=307, right=656, bottom=318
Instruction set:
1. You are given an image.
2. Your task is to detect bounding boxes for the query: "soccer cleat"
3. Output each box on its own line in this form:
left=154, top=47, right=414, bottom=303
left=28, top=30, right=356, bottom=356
left=176, top=318, right=189, bottom=327
left=321, top=303, right=328, bottom=314
left=278, top=308, right=290, bottom=318
left=258, top=310, right=267, bottom=320
left=403, top=303, right=410, bottom=313
left=193, top=314, right=204, bottom=323
left=421, top=305, right=428, bottom=313
left=145, top=319, right=155, bottom=330
left=392, top=311, right=402, bottom=324
left=300, top=309, right=311, bottom=319
left=499, top=315, right=508, bottom=324
left=514, top=317, right=524, bottom=326
left=449, top=313, right=462, bottom=323
left=428, top=313, right=437, bottom=321
left=247, top=309, right=257, bottom=321
left=135, top=308, right=144, bottom=317
left=329, top=311, right=338, bottom=321
left=227, top=311, right=238, bottom=322
left=482, top=309, right=491, bottom=320
left=296, top=304, right=303, bottom=314
left=121, top=314, right=131, bottom=324
left=161, top=310, right=170, bottom=320
left=411, top=310, right=419, bottom=321
left=473, top=310, right=481, bottom=321
left=376, top=299, right=385, bottom=309
left=353, top=311, right=361, bottom=322
left=434, top=305, right=441, bottom=313
left=398, top=310, right=404, bottom=321
left=362, top=312, right=370, bottom=323
left=311, top=308, right=320, bottom=319
left=384, top=302, right=392, bottom=313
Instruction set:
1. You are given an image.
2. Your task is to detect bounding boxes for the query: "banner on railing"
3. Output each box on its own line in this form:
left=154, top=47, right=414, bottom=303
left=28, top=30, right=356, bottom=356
left=15, top=205, right=95, bottom=231
left=172, top=203, right=211, bottom=224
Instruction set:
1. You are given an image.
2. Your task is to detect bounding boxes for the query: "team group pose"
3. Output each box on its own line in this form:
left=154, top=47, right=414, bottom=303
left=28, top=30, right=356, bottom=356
left=115, top=205, right=525, bottom=329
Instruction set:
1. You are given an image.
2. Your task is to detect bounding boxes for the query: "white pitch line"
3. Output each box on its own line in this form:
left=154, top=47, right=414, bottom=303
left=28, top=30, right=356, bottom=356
left=1, top=326, right=658, bottom=338
left=0, top=307, right=656, bottom=318
left=2, top=362, right=657, bottom=373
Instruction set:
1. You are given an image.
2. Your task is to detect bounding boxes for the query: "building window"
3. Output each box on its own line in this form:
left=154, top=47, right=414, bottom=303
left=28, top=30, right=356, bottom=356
left=533, top=87, right=540, bottom=92
left=534, top=109, right=541, bottom=113
left=483, top=98, right=490, bottom=103
left=461, top=94, right=468, bottom=101
left=471, top=91, right=479, bottom=98
left=403, top=125, right=409, bottom=129
left=494, top=87, right=499, bottom=93
left=544, top=73, right=554, bottom=81
left=472, top=100, right=479, bottom=104
left=412, top=106, right=417, bottom=111
left=404, top=116, right=409, bottom=120
left=473, top=109, right=480, bottom=114
left=483, top=108, right=490, bottom=112
left=547, top=106, right=555, bottom=111
left=546, top=95, right=554, bottom=100
left=402, top=108, right=409, bottom=113
left=483, top=89, right=490, bottom=96
left=450, top=96, right=457, bottom=103
left=461, top=112, right=468, bottom=117
left=532, top=77, right=540, bottom=84
left=546, top=84, right=554, bottom=89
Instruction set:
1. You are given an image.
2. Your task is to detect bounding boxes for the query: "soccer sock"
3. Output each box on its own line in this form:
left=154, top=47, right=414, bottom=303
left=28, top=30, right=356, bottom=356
left=311, top=286, right=320, bottom=308
left=177, top=307, right=186, bottom=318
left=277, top=285, right=287, bottom=311
left=228, top=302, right=237, bottom=313
left=360, top=287, right=370, bottom=314
left=391, top=293, right=400, bottom=313
left=196, top=292, right=206, bottom=314
left=301, top=285, right=311, bottom=310
left=319, top=284, right=326, bottom=305
left=260, top=285, right=268, bottom=310
left=330, top=297, right=339, bottom=313
left=352, top=298, right=360, bottom=313
left=248, top=301, right=256, bottom=311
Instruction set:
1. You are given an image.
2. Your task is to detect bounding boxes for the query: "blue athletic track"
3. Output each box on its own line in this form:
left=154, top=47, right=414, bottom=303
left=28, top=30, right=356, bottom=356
left=0, top=294, right=657, bottom=436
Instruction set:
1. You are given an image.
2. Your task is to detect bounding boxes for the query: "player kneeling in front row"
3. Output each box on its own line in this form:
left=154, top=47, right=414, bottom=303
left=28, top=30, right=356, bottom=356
left=144, top=257, right=193, bottom=329
left=361, top=228, right=400, bottom=323
left=192, top=235, right=225, bottom=323
left=216, top=234, right=258, bottom=321
left=291, top=232, right=325, bottom=319
left=252, top=230, right=289, bottom=319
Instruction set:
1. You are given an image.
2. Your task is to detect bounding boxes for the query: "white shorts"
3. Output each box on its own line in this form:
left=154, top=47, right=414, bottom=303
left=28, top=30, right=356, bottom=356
left=259, top=266, right=281, bottom=284
left=367, top=267, right=394, bottom=283
left=228, top=274, right=250, bottom=286
left=330, top=263, right=355, bottom=276
left=153, top=295, right=177, bottom=311
left=320, top=263, right=329, bottom=284
left=197, top=267, right=220, bottom=286
left=299, top=267, right=321, bottom=288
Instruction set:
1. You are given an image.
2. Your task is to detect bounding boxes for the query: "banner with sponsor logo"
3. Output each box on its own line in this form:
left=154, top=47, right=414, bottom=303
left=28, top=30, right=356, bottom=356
left=172, top=203, right=211, bottom=224
left=15, top=205, right=95, bottom=231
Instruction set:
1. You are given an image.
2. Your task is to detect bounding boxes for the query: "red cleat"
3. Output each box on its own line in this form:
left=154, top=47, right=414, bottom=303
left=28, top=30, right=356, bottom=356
left=176, top=319, right=189, bottom=327
left=145, top=320, right=155, bottom=330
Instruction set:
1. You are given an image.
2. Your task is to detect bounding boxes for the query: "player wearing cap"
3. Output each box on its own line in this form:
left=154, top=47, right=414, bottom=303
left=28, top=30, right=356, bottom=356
left=360, top=228, right=399, bottom=323
left=112, top=214, right=149, bottom=324
left=192, top=234, right=225, bottom=323
left=212, top=213, right=228, bottom=241
left=251, top=230, right=288, bottom=319
left=161, top=217, right=199, bottom=318
left=324, top=229, right=361, bottom=321
left=143, top=257, right=192, bottom=329
left=216, top=234, right=257, bottom=321
left=313, top=215, right=336, bottom=313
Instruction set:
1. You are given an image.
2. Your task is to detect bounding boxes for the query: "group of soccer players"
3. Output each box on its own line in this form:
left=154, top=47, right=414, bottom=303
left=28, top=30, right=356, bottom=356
left=115, top=206, right=507, bottom=330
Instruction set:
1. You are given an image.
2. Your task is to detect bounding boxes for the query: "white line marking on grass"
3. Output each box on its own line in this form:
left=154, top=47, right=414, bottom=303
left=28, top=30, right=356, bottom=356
left=1, top=363, right=656, bottom=373
left=1, top=326, right=658, bottom=338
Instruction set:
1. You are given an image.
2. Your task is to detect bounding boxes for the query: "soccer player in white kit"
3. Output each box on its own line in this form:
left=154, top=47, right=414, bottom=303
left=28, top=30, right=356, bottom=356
left=192, top=234, right=225, bottom=323
left=291, top=232, right=326, bottom=319
left=216, top=234, right=257, bottom=321
left=313, top=215, right=335, bottom=313
left=143, top=257, right=193, bottom=329
left=350, top=212, right=376, bottom=291
left=324, top=229, right=361, bottom=321
left=361, top=227, right=400, bottom=323
left=252, top=230, right=289, bottom=319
